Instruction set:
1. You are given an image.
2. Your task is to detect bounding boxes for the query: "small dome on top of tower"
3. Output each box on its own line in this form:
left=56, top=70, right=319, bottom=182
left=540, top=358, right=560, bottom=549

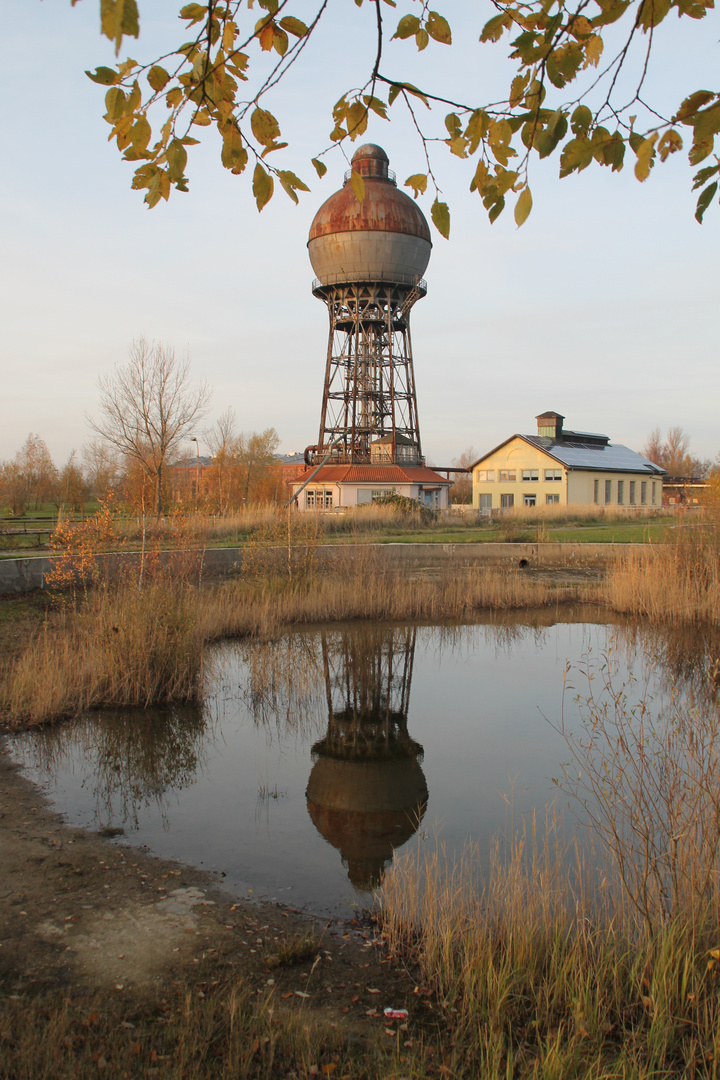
left=350, top=143, right=390, bottom=179
left=307, top=144, right=432, bottom=288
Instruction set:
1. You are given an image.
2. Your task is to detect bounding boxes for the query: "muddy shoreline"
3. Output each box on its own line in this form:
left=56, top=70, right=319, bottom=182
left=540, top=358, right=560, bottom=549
left=0, top=743, right=428, bottom=1047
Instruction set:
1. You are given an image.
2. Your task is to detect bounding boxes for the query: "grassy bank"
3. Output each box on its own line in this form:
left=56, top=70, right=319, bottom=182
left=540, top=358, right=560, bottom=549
left=0, top=502, right=676, bottom=558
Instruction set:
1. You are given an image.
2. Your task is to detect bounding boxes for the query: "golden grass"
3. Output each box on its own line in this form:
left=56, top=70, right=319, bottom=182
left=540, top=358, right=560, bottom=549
left=0, top=555, right=587, bottom=728
left=381, top=819, right=720, bottom=1078
left=379, top=649, right=720, bottom=1077
left=0, top=979, right=385, bottom=1080
left=605, top=523, right=720, bottom=624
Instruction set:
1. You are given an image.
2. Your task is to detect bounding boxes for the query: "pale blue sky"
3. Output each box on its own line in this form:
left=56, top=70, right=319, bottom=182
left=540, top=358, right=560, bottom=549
left=1, top=0, right=718, bottom=468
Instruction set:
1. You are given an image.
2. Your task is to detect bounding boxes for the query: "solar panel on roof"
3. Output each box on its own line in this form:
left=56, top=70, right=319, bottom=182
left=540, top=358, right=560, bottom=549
left=523, top=436, right=663, bottom=474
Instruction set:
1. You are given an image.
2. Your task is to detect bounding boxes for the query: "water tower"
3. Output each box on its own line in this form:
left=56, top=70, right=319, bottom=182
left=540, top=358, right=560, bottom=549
left=305, top=625, right=428, bottom=891
left=292, top=144, right=452, bottom=510
left=307, top=143, right=431, bottom=466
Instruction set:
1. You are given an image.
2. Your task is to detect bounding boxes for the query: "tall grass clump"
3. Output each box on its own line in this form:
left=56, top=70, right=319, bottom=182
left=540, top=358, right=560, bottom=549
left=606, top=510, right=720, bottom=624
left=382, top=657, right=720, bottom=1077
left=1, top=578, right=202, bottom=726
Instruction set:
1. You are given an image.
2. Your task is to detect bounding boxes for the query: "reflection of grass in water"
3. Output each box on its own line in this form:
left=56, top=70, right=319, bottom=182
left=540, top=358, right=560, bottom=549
left=15, top=703, right=210, bottom=829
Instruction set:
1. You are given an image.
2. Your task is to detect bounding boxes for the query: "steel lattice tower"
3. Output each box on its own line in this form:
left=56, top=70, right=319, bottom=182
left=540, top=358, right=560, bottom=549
left=306, top=144, right=432, bottom=466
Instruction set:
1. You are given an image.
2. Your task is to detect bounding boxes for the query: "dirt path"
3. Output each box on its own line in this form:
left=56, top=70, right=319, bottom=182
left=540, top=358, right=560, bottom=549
left=0, top=743, right=427, bottom=1039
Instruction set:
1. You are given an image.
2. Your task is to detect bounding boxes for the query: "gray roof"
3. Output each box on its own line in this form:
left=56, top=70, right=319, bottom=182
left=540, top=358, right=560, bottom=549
left=523, top=435, right=665, bottom=475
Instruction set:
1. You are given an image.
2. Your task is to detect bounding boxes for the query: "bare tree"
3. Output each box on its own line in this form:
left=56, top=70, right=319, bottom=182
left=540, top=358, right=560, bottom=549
left=82, top=439, right=121, bottom=501
left=641, top=426, right=708, bottom=477
left=450, top=446, right=478, bottom=505
left=89, top=339, right=211, bottom=517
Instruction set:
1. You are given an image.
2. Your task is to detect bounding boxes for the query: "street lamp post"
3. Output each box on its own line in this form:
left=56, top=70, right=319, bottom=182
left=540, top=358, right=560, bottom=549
left=190, top=437, right=200, bottom=504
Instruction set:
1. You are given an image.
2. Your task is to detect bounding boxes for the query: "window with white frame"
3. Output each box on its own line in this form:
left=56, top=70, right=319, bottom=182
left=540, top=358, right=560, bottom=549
left=476, top=469, right=495, bottom=482
left=546, top=494, right=560, bottom=505
left=605, top=479, right=612, bottom=504
left=629, top=480, right=636, bottom=505
left=479, top=493, right=492, bottom=509
left=521, top=469, right=539, bottom=482
left=594, top=479, right=599, bottom=504
left=641, top=481, right=647, bottom=505
left=499, top=470, right=516, bottom=482
left=523, top=493, right=537, bottom=507
left=617, top=480, right=624, bottom=505
left=500, top=493, right=514, bottom=509
left=652, top=481, right=657, bottom=505
left=544, top=469, right=562, bottom=481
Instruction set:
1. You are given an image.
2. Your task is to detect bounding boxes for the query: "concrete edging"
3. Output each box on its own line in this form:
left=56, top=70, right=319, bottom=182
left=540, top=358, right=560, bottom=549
left=0, top=542, right=650, bottom=596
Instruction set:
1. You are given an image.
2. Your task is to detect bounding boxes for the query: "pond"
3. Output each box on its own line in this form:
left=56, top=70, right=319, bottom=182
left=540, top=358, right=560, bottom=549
left=7, top=610, right=717, bottom=917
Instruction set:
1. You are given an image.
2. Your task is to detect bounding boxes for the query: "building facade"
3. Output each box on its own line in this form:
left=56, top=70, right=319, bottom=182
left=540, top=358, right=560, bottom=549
left=472, top=412, right=665, bottom=511
left=292, top=463, right=449, bottom=511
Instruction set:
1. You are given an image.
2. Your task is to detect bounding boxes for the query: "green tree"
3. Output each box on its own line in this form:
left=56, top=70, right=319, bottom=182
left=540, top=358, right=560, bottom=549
left=89, top=338, right=211, bottom=518
left=79, top=0, right=718, bottom=230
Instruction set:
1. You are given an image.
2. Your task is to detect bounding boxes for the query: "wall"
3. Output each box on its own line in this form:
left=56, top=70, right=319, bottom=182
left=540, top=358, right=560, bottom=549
left=472, top=438, right=567, bottom=509
left=0, top=542, right=644, bottom=596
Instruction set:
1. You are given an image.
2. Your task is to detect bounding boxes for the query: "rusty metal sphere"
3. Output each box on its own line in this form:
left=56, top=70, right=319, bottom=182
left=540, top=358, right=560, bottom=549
left=308, top=144, right=432, bottom=287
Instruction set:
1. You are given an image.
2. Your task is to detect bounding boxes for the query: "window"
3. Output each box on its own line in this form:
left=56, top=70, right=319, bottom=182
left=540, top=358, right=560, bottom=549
left=479, top=493, right=492, bottom=510
left=641, top=481, right=647, bottom=505
left=652, top=482, right=657, bottom=505
left=499, top=470, right=516, bottom=482
left=629, top=481, right=636, bottom=505
left=617, top=481, right=624, bottom=505
left=544, top=469, right=562, bottom=481
left=521, top=469, right=539, bottom=482
left=306, top=489, right=332, bottom=509
left=546, top=494, right=560, bottom=505
left=594, top=479, right=599, bottom=505
left=476, top=469, right=495, bottom=482
left=523, top=494, right=537, bottom=507
left=500, top=493, right=514, bottom=509
left=605, top=480, right=612, bottom=504
left=371, top=489, right=394, bottom=503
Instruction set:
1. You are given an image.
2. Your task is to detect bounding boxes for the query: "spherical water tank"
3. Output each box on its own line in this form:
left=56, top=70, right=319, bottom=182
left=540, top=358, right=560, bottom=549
left=308, top=144, right=431, bottom=287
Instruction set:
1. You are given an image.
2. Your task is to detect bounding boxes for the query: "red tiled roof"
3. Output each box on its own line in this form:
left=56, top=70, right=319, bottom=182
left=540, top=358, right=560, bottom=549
left=291, top=464, right=451, bottom=485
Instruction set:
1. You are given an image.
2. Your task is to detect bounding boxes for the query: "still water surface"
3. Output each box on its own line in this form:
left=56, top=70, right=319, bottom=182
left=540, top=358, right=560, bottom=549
left=8, top=613, right=706, bottom=917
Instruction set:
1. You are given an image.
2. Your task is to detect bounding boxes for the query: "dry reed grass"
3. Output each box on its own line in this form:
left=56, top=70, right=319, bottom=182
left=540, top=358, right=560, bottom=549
left=605, top=521, right=720, bottom=624
left=0, top=553, right=586, bottom=729
left=380, top=653, right=720, bottom=1077
left=0, top=979, right=376, bottom=1080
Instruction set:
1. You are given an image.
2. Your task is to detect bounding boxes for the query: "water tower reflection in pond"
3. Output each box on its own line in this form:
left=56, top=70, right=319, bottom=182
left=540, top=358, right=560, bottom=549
left=305, top=626, right=428, bottom=890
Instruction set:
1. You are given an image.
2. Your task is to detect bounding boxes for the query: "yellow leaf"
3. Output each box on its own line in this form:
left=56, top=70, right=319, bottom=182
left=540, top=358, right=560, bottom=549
left=634, top=133, right=658, bottom=181
left=431, top=197, right=450, bottom=238
left=583, top=35, right=604, bottom=68
left=259, top=22, right=274, bottom=50
left=514, top=185, right=532, bottom=226
left=253, top=163, right=274, bottom=211
left=350, top=169, right=365, bottom=203
left=404, top=173, right=427, bottom=198
left=222, top=20, right=236, bottom=51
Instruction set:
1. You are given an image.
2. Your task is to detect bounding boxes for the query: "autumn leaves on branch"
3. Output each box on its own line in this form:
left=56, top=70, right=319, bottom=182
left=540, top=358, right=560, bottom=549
left=81, top=0, right=718, bottom=229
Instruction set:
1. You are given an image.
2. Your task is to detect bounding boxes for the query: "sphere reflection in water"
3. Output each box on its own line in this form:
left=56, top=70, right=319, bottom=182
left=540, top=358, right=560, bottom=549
left=305, top=626, right=428, bottom=890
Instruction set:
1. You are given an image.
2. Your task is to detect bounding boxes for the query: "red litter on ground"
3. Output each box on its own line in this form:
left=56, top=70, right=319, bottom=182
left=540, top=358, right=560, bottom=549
left=383, top=1008, right=409, bottom=1020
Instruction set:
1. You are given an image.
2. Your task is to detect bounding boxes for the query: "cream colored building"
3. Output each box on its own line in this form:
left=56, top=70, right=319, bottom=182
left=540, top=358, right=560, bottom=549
left=471, top=412, right=665, bottom=511
left=290, top=463, right=452, bottom=511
